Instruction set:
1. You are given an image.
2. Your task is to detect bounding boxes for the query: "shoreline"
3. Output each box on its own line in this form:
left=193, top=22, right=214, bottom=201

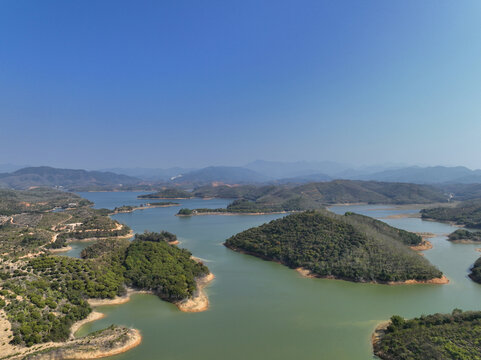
left=70, top=311, right=105, bottom=338
left=410, top=239, right=433, bottom=251
left=177, top=210, right=293, bottom=217
left=48, top=245, right=73, bottom=253
left=294, top=267, right=449, bottom=285
left=450, top=239, right=481, bottom=244
left=176, top=272, right=215, bottom=312
left=371, top=320, right=391, bottom=356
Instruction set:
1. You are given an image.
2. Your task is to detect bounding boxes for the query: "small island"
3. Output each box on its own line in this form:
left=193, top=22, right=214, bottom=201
left=224, top=210, right=446, bottom=284
left=373, top=310, right=481, bottom=360
left=447, top=229, right=481, bottom=243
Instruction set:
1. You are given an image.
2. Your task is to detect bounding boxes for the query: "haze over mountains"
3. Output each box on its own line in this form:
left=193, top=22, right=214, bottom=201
left=1, top=161, right=481, bottom=191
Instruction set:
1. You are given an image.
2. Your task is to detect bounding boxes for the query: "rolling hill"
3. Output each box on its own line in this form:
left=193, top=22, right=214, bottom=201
left=0, top=166, right=141, bottom=190
left=224, top=210, right=443, bottom=283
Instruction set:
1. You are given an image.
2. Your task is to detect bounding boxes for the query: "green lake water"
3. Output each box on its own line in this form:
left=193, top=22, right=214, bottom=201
left=70, top=193, right=481, bottom=360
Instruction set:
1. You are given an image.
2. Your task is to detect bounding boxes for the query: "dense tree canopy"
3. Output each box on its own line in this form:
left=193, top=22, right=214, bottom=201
left=225, top=211, right=442, bottom=283
left=374, top=310, right=481, bottom=360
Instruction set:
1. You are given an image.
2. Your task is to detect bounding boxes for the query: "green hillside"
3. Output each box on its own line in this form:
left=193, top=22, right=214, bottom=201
left=374, top=310, right=481, bottom=360
left=421, top=199, right=481, bottom=228
left=224, top=211, right=442, bottom=283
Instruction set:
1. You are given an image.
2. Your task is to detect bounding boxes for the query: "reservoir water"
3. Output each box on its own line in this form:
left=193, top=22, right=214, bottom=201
left=71, top=193, right=481, bottom=359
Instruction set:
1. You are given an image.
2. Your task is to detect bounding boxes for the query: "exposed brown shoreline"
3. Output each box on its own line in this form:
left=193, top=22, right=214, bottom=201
left=176, top=272, right=215, bottom=312
left=410, top=240, right=433, bottom=251
left=371, top=320, right=391, bottom=357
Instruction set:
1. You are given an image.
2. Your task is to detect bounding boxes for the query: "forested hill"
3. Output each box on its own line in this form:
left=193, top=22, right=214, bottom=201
left=421, top=199, right=481, bottom=228
left=171, top=180, right=449, bottom=214
left=191, top=180, right=447, bottom=205
left=373, top=310, right=481, bottom=360
left=0, top=166, right=141, bottom=190
left=224, top=211, right=443, bottom=283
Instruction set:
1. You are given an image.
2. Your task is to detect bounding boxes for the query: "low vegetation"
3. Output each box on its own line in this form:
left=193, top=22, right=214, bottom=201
left=225, top=211, right=442, bottom=283
left=421, top=199, right=481, bottom=228
left=0, top=188, right=90, bottom=216
left=373, top=310, right=481, bottom=360
left=447, top=229, right=481, bottom=242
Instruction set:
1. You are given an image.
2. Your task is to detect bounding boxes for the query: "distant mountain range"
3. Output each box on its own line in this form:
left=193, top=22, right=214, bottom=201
left=99, top=167, right=195, bottom=181
left=171, top=166, right=270, bottom=185
left=358, top=166, right=481, bottom=184
left=1, top=163, right=481, bottom=192
left=0, top=166, right=141, bottom=190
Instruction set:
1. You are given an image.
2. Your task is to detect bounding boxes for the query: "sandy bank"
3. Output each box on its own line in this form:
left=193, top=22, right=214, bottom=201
left=70, top=311, right=105, bottom=338
left=87, top=287, right=152, bottom=307
left=383, top=213, right=420, bottom=219
left=176, top=272, right=215, bottom=313
left=410, top=240, right=433, bottom=251
left=388, top=275, right=449, bottom=285
left=371, top=321, right=390, bottom=349
left=19, top=328, right=142, bottom=360
left=450, top=239, right=481, bottom=244
left=48, top=245, right=73, bottom=253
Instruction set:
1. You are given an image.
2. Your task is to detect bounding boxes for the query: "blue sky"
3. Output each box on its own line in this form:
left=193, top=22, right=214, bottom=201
left=1, top=0, right=480, bottom=169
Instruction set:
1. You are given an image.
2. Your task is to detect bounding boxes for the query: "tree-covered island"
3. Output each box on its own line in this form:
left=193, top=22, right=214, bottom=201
left=224, top=211, right=445, bottom=284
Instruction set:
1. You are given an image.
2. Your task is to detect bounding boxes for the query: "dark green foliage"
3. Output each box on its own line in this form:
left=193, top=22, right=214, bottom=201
left=448, top=229, right=481, bottom=242
left=138, top=188, right=193, bottom=199
left=178, top=208, right=193, bottom=215
left=123, top=235, right=208, bottom=301
left=469, top=257, right=481, bottom=284
left=28, top=255, right=125, bottom=299
left=80, top=238, right=130, bottom=259
left=344, top=212, right=422, bottom=246
left=135, top=231, right=177, bottom=243
left=1, top=253, right=127, bottom=346
left=225, top=211, right=442, bottom=283
left=421, top=200, right=481, bottom=228
left=374, top=310, right=481, bottom=360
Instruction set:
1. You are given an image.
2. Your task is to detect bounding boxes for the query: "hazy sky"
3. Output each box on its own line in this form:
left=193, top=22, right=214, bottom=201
left=1, top=0, right=481, bottom=169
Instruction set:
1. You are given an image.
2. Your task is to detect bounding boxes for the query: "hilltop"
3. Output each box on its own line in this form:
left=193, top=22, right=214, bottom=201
left=224, top=211, right=444, bottom=283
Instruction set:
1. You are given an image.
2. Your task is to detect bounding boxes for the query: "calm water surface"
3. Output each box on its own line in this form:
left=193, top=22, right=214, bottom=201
left=70, top=194, right=481, bottom=360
